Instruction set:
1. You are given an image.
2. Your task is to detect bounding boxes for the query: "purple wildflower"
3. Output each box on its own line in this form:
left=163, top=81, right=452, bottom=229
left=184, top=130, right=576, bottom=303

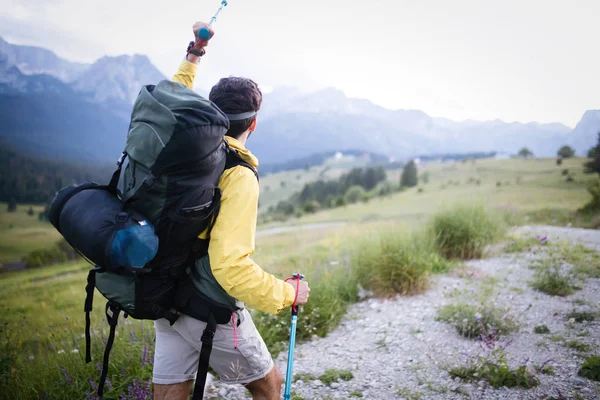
left=142, top=345, right=148, bottom=365
left=88, top=377, right=96, bottom=391
left=120, top=395, right=127, bottom=400
left=59, top=366, right=73, bottom=385
left=106, top=377, right=113, bottom=391
left=96, top=362, right=103, bottom=374
left=128, top=381, right=135, bottom=399
left=540, top=236, right=548, bottom=244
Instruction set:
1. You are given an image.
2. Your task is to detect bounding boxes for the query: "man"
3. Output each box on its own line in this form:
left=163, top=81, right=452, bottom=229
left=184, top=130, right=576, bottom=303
left=152, top=22, right=311, bottom=400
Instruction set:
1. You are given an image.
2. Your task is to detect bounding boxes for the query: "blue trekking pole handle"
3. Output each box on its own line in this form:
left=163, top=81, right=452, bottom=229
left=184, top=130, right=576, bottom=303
left=284, top=273, right=304, bottom=400
left=198, top=0, right=228, bottom=40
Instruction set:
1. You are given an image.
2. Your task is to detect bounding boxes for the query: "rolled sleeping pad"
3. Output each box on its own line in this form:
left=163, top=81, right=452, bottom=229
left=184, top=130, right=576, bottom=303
left=48, top=183, right=159, bottom=270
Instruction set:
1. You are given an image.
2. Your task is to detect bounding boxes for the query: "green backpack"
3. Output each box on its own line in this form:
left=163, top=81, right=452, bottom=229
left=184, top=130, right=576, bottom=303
left=78, top=80, right=257, bottom=399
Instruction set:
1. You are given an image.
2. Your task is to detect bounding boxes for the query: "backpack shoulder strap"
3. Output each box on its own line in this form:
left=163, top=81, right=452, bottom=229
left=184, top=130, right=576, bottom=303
left=225, top=148, right=259, bottom=181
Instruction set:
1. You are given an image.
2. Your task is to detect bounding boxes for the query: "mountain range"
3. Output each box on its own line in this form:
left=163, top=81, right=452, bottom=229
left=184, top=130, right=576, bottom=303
left=1, top=36, right=599, bottom=166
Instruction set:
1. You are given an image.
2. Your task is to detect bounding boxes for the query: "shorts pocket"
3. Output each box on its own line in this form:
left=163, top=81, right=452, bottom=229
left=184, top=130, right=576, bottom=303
left=237, top=335, right=272, bottom=373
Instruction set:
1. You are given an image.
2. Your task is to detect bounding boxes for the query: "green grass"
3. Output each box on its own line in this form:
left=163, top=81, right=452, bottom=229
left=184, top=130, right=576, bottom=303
left=293, top=373, right=317, bottom=382
left=1, top=156, right=596, bottom=398
left=530, top=258, right=579, bottom=297
left=533, top=325, right=551, bottom=334
left=503, top=236, right=547, bottom=253
left=351, top=228, right=453, bottom=297
left=559, top=244, right=600, bottom=278
left=436, top=303, right=518, bottom=339
left=396, top=387, right=424, bottom=399
left=429, top=205, right=504, bottom=259
left=449, top=363, right=539, bottom=389
left=0, top=204, right=61, bottom=264
left=319, top=369, right=353, bottom=385
left=281, top=157, right=595, bottom=226
left=565, top=340, right=593, bottom=353
left=578, top=355, right=600, bottom=382
left=567, top=310, right=597, bottom=323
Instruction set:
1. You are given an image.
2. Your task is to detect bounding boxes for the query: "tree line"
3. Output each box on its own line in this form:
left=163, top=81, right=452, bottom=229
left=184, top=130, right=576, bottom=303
left=0, top=146, right=110, bottom=204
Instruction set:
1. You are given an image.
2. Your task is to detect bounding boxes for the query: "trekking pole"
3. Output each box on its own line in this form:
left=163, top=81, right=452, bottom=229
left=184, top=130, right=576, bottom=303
left=284, top=273, right=304, bottom=400
left=198, top=0, right=228, bottom=40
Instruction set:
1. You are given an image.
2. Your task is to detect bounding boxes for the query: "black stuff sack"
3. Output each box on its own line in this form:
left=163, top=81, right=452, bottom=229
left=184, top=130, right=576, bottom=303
left=48, top=182, right=159, bottom=271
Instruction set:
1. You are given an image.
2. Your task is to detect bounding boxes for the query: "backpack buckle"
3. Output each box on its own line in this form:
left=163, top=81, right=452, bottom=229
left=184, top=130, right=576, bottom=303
left=201, top=328, right=215, bottom=345
left=115, top=212, right=128, bottom=224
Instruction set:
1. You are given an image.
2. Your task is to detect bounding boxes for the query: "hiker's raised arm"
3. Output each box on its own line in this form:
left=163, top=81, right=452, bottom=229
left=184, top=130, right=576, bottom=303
left=171, top=21, right=214, bottom=89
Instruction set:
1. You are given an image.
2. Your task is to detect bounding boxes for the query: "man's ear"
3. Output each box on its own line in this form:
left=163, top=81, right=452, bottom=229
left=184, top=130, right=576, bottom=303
left=249, top=118, right=258, bottom=132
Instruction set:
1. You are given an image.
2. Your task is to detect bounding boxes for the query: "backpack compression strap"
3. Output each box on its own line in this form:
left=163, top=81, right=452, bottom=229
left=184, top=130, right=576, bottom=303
left=192, top=312, right=217, bottom=400
left=97, top=302, right=122, bottom=398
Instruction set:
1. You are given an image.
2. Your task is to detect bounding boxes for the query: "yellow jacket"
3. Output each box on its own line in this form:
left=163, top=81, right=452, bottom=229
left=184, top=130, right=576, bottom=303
left=171, top=60, right=295, bottom=314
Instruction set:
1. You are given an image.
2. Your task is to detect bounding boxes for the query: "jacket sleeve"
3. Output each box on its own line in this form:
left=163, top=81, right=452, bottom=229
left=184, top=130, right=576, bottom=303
left=208, top=166, right=296, bottom=314
left=171, top=59, right=198, bottom=89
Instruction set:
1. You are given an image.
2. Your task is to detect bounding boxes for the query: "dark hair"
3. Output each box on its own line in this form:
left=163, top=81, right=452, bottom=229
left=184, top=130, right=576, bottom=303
left=209, top=77, right=263, bottom=139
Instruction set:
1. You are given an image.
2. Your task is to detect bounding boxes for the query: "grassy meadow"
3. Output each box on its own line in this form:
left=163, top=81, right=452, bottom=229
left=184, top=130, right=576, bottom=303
left=0, top=204, right=61, bottom=264
left=0, top=155, right=598, bottom=399
left=262, top=157, right=595, bottom=226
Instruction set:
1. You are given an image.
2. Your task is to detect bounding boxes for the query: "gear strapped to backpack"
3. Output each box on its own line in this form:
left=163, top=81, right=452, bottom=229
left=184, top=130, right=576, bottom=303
left=48, top=80, right=258, bottom=400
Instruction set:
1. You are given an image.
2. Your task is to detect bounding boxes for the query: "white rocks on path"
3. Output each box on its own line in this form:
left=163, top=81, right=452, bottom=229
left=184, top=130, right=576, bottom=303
left=206, top=226, right=600, bottom=399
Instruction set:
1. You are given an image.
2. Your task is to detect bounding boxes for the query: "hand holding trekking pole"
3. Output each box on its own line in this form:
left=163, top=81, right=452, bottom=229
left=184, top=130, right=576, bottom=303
left=188, top=22, right=214, bottom=61
left=284, top=273, right=307, bottom=400
left=286, top=275, right=310, bottom=306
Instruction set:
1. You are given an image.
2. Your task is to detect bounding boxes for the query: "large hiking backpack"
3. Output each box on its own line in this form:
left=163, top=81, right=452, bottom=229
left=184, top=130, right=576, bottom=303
left=48, top=80, right=258, bottom=399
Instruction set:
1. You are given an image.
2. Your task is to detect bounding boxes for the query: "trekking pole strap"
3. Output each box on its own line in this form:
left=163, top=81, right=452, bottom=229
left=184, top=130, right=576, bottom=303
left=98, top=303, right=121, bottom=398
left=192, top=313, right=217, bottom=400
left=84, top=269, right=97, bottom=363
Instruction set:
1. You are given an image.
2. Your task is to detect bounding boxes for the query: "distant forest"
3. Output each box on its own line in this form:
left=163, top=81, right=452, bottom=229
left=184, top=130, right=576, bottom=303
left=3, top=144, right=499, bottom=204
left=0, top=145, right=111, bottom=203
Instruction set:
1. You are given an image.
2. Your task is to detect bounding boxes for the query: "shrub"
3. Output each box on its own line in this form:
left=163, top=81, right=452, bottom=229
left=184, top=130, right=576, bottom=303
left=565, top=340, right=591, bottom=353
left=303, top=201, right=320, bottom=214
left=530, top=260, right=578, bottom=297
left=578, top=355, right=600, bottom=382
left=429, top=206, right=503, bottom=259
left=275, top=201, right=295, bottom=216
left=351, top=231, right=450, bottom=297
left=400, top=160, right=418, bottom=188
left=334, top=196, right=347, bottom=207
left=534, top=325, right=551, bottom=334
left=22, top=239, right=79, bottom=268
left=556, top=158, right=563, bottom=166
left=567, top=310, right=596, bottom=323
left=579, top=178, right=600, bottom=214
left=417, top=187, right=424, bottom=193
left=27, top=206, right=35, bottom=216
left=436, top=303, right=517, bottom=339
left=562, top=169, right=569, bottom=176
left=450, top=362, right=539, bottom=389
left=320, top=369, right=353, bottom=385
left=496, top=181, right=502, bottom=187
left=345, top=185, right=366, bottom=204
left=7, top=198, right=17, bottom=212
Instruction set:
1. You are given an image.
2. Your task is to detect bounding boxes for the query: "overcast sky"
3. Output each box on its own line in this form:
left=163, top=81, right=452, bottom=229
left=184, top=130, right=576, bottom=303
left=1, top=0, right=598, bottom=127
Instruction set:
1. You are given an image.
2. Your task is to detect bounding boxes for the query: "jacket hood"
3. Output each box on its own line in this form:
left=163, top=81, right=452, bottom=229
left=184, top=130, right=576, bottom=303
left=225, top=136, right=259, bottom=168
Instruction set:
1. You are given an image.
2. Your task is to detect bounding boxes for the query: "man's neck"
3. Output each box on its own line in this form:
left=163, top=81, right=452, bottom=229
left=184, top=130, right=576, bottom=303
left=236, top=130, right=250, bottom=147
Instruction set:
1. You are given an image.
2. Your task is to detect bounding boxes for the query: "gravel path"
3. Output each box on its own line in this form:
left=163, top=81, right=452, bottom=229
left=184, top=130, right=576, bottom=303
left=208, top=226, right=600, bottom=399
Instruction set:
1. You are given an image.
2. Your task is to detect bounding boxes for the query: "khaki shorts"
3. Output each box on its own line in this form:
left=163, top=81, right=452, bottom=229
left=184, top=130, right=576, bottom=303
left=153, top=309, right=274, bottom=385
